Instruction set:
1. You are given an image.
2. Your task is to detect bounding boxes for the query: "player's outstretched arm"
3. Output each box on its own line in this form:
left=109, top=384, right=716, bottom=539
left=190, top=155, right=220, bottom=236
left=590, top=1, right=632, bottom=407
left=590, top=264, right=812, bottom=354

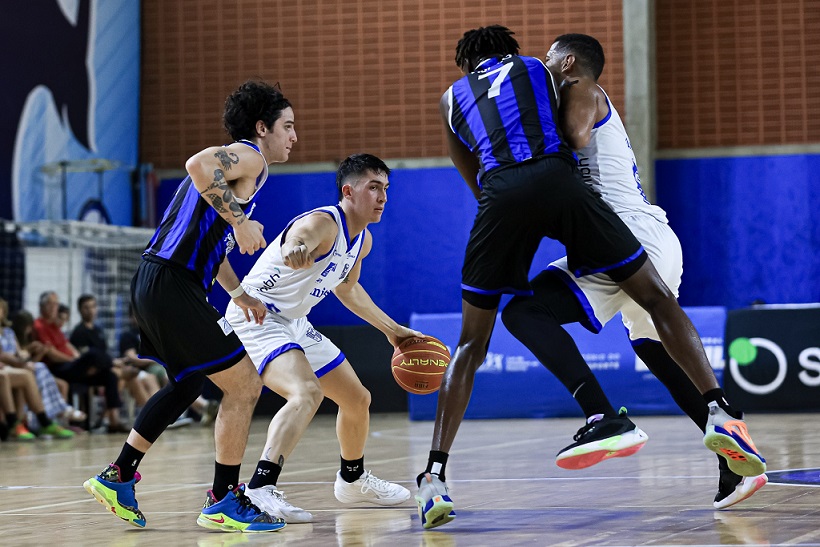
left=186, top=142, right=267, bottom=255
left=333, top=230, right=423, bottom=346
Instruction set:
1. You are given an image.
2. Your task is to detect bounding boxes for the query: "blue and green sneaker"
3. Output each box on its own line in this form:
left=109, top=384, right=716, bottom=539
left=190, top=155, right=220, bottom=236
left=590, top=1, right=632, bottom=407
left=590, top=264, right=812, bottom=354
left=83, top=464, right=145, bottom=527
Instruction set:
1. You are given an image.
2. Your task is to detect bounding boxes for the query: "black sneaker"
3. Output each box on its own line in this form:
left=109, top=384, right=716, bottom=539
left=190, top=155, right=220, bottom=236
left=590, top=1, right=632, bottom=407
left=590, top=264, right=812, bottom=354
left=714, top=456, right=768, bottom=509
left=556, top=407, right=649, bottom=470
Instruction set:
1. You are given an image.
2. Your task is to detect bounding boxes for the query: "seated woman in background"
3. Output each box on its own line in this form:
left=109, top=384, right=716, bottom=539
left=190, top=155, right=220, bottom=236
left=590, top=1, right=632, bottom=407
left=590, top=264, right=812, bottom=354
left=0, top=298, right=74, bottom=439
left=10, top=308, right=86, bottom=426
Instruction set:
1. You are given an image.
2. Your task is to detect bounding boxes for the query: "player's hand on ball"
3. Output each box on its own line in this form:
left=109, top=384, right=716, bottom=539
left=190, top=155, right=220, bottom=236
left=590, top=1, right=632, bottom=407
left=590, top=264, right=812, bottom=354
left=234, top=220, right=266, bottom=255
left=389, top=327, right=426, bottom=348
left=234, top=292, right=267, bottom=324
left=283, top=242, right=313, bottom=269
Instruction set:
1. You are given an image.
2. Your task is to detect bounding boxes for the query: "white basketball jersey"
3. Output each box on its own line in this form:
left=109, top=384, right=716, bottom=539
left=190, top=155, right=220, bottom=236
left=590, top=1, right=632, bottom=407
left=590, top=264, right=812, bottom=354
left=241, top=205, right=365, bottom=320
left=575, top=87, right=667, bottom=223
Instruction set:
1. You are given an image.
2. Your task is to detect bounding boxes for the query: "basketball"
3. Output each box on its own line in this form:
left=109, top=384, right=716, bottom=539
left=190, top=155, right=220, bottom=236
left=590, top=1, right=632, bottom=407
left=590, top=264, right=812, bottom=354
left=391, top=336, right=451, bottom=395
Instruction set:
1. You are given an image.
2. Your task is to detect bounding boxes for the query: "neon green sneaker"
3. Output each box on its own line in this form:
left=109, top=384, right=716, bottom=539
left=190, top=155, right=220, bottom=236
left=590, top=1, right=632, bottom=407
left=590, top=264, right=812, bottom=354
left=11, top=422, right=35, bottom=441
left=84, top=464, right=146, bottom=527
left=39, top=422, right=75, bottom=438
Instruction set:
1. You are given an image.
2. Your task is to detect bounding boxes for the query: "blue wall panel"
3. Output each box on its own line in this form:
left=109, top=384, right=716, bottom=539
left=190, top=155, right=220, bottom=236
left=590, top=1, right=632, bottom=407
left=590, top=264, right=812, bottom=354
left=656, top=154, right=820, bottom=309
left=161, top=165, right=565, bottom=325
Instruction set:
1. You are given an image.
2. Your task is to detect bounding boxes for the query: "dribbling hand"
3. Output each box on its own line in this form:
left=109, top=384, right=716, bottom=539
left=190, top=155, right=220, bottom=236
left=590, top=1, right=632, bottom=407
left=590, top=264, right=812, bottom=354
left=234, top=220, right=266, bottom=255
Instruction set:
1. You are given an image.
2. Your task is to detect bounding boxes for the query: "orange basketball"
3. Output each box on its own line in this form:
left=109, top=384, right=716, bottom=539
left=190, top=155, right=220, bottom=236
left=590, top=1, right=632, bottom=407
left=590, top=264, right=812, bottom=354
left=391, top=336, right=451, bottom=395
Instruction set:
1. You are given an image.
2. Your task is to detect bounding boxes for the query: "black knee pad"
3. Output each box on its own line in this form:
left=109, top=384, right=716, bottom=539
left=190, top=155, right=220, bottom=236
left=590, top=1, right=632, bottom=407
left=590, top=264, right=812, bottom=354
left=133, top=373, right=205, bottom=443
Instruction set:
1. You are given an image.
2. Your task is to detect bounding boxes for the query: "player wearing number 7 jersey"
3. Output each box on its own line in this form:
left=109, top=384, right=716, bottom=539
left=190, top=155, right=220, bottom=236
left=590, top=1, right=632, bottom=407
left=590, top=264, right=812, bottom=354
left=415, top=25, right=765, bottom=530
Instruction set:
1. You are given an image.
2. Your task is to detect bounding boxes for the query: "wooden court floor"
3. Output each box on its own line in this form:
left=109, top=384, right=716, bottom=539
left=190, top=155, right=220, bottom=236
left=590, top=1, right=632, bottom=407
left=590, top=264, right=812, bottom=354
left=1, top=412, right=819, bottom=546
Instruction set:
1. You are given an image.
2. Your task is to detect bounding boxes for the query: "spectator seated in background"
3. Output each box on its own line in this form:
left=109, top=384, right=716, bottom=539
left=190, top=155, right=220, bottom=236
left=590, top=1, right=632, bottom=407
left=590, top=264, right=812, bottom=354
left=119, top=303, right=216, bottom=427
left=33, top=291, right=128, bottom=434
left=0, top=297, right=74, bottom=440
left=57, top=303, right=71, bottom=337
left=70, top=295, right=161, bottom=420
left=11, top=309, right=86, bottom=426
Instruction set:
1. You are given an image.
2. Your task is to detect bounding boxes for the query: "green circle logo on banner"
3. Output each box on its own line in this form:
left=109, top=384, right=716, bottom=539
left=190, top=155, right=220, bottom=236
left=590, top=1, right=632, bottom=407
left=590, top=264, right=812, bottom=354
left=728, top=337, right=757, bottom=365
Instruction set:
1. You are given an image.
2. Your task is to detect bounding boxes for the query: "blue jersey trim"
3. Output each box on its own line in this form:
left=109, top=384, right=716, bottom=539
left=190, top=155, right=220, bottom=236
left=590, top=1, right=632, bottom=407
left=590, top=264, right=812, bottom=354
left=545, top=266, right=603, bottom=333
left=593, top=95, right=612, bottom=128
left=173, top=345, right=246, bottom=382
left=334, top=204, right=360, bottom=253
left=257, top=343, right=303, bottom=376
left=572, top=246, right=646, bottom=278
left=315, top=351, right=346, bottom=378
left=461, top=283, right=533, bottom=296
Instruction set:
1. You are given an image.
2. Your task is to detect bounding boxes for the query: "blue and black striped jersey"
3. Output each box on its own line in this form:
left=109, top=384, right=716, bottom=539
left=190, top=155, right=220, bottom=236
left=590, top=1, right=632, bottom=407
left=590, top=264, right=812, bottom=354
left=144, top=140, right=268, bottom=290
left=447, top=55, right=574, bottom=184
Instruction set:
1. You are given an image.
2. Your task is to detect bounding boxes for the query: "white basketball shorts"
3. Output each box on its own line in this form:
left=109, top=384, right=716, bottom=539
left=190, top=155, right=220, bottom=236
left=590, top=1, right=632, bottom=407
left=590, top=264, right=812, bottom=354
left=547, top=213, right=683, bottom=341
left=225, top=301, right=345, bottom=377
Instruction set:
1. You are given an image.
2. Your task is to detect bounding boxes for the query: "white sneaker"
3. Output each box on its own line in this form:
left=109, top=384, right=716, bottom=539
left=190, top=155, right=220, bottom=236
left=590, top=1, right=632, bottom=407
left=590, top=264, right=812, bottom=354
left=334, top=470, right=411, bottom=506
left=245, top=485, right=313, bottom=523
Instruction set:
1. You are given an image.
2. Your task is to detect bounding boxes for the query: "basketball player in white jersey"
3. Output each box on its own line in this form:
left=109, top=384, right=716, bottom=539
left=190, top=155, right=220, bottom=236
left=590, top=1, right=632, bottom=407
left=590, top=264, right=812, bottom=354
left=501, top=34, right=766, bottom=509
left=225, top=154, right=419, bottom=522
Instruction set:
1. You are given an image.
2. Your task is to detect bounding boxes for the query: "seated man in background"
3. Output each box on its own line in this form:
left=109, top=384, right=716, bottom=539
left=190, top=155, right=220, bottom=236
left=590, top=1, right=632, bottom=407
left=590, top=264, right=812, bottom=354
left=33, top=291, right=128, bottom=433
left=71, top=294, right=160, bottom=422
left=118, top=303, right=215, bottom=427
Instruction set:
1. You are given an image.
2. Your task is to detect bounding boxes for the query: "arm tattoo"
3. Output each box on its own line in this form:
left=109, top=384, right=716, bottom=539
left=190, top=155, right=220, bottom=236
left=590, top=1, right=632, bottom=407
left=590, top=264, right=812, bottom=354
left=341, top=274, right=350, bottom=284
left=199, top=168, right=246, bottom=223
left=198, top=169, right=225, bottom=194
left=214, top=150, right=240, bottom=171
left=207, top=193, right=227, bottom=213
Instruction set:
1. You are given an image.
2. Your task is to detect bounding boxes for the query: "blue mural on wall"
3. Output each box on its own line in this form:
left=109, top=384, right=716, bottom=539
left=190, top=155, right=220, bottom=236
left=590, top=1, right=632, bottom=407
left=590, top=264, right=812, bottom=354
left=0, top=0, right=139, bottom=224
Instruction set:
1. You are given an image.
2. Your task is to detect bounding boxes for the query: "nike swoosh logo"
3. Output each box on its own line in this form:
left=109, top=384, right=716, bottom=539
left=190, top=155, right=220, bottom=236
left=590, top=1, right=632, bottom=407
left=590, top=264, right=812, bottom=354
left=205, top=516, right=225, bottom=523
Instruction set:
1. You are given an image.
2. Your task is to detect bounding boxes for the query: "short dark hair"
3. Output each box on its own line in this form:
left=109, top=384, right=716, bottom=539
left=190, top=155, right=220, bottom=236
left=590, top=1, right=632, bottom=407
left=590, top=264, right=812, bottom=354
left=77, top=294, right=95, bottom=311
left=58, top=304, right=69, bottom=316
left=552, top=33, right=605, bottom=80
left=455, top=25, right=520, bottom=71
left=336, top=154, right=390, bottom=200
left=223, top=80, right=292, bottom=142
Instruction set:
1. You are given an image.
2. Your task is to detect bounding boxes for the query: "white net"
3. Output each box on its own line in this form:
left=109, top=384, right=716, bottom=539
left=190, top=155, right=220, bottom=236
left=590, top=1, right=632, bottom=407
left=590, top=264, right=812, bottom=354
left=4, top=220, right=154, bottom=353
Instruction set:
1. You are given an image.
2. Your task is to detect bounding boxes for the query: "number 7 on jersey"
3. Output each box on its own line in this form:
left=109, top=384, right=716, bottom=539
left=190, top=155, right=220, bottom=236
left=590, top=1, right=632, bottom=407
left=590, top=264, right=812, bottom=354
left=478, top=63, right=513, bottom=99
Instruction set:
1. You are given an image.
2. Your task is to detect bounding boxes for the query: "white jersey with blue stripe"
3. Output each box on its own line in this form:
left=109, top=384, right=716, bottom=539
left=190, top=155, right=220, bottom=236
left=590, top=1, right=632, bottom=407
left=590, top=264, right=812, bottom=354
left=575, top=87, right=667, bottom=223
left=240, top=205, right=365, bottom=320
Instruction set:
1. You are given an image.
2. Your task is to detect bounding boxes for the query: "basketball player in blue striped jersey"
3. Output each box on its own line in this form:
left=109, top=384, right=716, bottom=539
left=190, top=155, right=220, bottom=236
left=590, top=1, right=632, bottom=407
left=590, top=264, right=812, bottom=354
left=84, top=81, right=294, bottom=533
left=225, top=154, right=420, bottom=523
left=416, top=26, right=765, bottom=530
left=502, top=33, right=765, bottom=509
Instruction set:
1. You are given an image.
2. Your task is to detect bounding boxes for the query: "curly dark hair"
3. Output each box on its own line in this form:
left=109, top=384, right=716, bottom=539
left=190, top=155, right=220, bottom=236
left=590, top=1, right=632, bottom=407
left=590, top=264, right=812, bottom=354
left=454, top=25, right=520, bottom=72
left=552, top=34, right=606, bottom=80
left=336, top=154, right=390, bottom=200
left=223, top=80, right=292, bottom=141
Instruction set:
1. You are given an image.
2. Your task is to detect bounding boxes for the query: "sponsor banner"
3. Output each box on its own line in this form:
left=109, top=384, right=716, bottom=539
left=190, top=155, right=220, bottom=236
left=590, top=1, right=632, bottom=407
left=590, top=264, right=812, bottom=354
left=408, top=307, right=726, bottom=420
left=724, top=305, right=820, bottom=412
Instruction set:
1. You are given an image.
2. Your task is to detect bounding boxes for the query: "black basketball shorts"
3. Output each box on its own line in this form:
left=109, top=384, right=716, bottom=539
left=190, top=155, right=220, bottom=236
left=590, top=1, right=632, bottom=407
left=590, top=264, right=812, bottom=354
left=461, top=155, right=647, bottom=299
left=130, top=258, right=247, bottom=383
